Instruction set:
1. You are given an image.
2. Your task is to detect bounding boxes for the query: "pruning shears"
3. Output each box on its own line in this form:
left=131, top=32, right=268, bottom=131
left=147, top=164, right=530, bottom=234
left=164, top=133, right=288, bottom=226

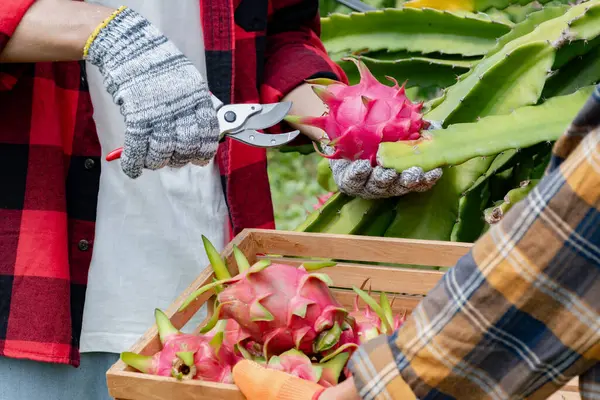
left=105, top=93, right=301, bottom=162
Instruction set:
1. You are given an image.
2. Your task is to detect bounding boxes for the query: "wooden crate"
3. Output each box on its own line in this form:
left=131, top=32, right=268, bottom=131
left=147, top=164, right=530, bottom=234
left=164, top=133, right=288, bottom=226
left=106, top=229, right=580, bottom=400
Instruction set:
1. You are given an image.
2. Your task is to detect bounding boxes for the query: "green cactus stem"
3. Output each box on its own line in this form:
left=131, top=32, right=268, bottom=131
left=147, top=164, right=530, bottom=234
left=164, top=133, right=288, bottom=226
left=449, top=141, right=553, bottom=242
left=338, top=54, right=475, bottom=90
left=426, top=1, right=600, bottom=126
left=318, top=197, right=381, bottom=234
left=541, top=42, right=600, bottom=99
left=298, top=193, right=388, bottom=235
left=320, top=8, right=512, bottom=57
left=384, top=156, right=493, bottom=242
left=427, top=41, right=556, bottom=125
left=295, top=192, right=352, bottom=233
left=484, top=179, right=539, bottom=224
left=486, top=5, right=570, bottom=57
left=316, top=157, right=338, bottom=193
left=479, top=0, right=576, bottom=12
left=378, top=87, right=593, bottom=173
left=353, top=199, right=397, bottom=237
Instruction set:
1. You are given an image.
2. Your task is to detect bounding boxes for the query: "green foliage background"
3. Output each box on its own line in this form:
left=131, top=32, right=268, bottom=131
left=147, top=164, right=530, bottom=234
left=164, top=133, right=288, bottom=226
left=267, top=150, right=330, bottom=231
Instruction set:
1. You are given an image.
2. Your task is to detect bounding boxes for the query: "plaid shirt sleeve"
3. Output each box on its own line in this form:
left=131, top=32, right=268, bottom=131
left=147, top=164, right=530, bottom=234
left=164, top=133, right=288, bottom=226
left=260, top=0, right=347, bottom=139
left=261, top=0, right=347, bottom=102
left=347, top=85, right=600, bottom=400
left=0, top=0, right=36, bottom=90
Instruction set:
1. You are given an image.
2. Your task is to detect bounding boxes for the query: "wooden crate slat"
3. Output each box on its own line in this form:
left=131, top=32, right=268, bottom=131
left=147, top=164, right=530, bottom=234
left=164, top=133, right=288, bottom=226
left=107, top=229, right=581, bottom=400
left=250, top=229, right=472, bottom=266
left=259, top=256, right=445, bottom=295
left=109, top=371, right=245, bottom=400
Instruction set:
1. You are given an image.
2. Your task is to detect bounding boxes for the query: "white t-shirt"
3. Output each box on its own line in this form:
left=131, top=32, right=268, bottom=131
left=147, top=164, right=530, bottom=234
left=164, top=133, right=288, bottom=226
left=80, top=0, right=228, bottom=353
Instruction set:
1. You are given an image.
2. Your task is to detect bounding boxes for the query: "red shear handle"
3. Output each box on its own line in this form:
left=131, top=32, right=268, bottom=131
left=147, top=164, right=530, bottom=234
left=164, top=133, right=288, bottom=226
left=106, top=147, right=124, bottom=161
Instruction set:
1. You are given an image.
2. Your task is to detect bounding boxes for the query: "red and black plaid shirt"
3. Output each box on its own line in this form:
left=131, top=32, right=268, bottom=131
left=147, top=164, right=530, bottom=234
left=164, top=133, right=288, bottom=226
left=0, top=0, right=345, bottom=367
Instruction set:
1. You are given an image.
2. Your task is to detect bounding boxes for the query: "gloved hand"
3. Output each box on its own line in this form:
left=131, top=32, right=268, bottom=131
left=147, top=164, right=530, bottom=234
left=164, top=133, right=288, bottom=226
left=84, top=7, right=219, bottom=179
left=233, top=359, right=326, bottom=400
left=325, top=145, right=443, bottom=199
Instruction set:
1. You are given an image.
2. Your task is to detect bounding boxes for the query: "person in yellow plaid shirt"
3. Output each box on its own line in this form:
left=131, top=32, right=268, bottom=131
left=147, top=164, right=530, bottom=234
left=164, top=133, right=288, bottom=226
left=231, top=85, right=600, bottom=400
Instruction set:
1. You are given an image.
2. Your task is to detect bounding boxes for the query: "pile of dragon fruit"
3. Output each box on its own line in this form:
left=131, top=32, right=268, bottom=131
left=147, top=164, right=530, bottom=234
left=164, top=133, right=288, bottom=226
left=121, top=235, right=406, bottom=385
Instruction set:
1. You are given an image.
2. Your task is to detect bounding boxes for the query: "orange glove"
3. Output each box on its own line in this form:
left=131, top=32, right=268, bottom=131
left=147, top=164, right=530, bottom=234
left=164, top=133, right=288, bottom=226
left=232, top=359, right=326, bottom=400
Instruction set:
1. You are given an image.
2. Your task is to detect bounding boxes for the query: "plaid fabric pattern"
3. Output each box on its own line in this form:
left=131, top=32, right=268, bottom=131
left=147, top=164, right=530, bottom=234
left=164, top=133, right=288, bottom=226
left=202, top=0, right=346, bottom=237
left=1, top=1, right=101, bottom=367
left=348, top=85, right=600, bottom=400
left=0, top=0, right=345, bottom=366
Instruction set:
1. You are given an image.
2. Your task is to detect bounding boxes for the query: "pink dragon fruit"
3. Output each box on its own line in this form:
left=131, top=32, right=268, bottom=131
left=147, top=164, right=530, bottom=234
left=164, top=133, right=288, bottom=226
left=179, top=236, right=353, bottom=359
left=350, top=280, right=406, bottom=342
left=318, top=280, right=407, bottom=369
left=262, top=349, right=350, bottom=388
left=285, top=57, right=429, bottom=166
left=121, top=309, right=240, bottom=383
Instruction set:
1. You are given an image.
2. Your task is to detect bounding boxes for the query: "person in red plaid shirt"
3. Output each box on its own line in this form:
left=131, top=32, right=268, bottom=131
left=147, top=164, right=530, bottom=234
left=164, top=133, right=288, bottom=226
left=0, top=1, right=442, bottom=399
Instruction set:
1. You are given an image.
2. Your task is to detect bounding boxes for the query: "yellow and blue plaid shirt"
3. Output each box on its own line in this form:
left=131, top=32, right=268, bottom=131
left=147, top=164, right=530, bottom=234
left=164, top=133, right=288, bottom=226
left=347, top=85, right=600, bottom=400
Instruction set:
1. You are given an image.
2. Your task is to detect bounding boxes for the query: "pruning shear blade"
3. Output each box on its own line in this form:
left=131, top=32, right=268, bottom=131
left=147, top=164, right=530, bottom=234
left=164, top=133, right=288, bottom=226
left=106, top=93, right=300, bottom=162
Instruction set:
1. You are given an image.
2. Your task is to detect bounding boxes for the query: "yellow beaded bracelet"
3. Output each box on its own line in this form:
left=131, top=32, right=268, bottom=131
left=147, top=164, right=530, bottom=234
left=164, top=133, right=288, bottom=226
left=82, top=5, right=128, bottom=58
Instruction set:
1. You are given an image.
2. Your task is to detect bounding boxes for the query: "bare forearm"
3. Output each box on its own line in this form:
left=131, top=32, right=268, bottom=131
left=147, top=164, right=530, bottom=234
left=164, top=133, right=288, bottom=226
left=282, top=82, right=328, bottom=142
left=0, top=0, right=115, bottom=63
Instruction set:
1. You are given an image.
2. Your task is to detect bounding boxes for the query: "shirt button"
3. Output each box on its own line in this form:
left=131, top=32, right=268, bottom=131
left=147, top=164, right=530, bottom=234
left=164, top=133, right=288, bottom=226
left=78, top=239, right=89, bottom=251
left=84, top=158, right=95, bottom=170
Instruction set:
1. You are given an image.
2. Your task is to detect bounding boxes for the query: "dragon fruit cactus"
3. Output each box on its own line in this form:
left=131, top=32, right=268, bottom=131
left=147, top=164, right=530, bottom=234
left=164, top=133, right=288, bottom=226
left=121, top=309, right=240, bottom=383
left=179, top=236, right=353, bottom=359
left=285, top=57, right=430, bottom=166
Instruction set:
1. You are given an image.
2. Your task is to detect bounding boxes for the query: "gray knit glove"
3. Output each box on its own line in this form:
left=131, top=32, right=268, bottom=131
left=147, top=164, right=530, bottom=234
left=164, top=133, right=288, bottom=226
left=85, top=7, right=219, bottom=179
left=326, top=145, right=443, bottom=199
